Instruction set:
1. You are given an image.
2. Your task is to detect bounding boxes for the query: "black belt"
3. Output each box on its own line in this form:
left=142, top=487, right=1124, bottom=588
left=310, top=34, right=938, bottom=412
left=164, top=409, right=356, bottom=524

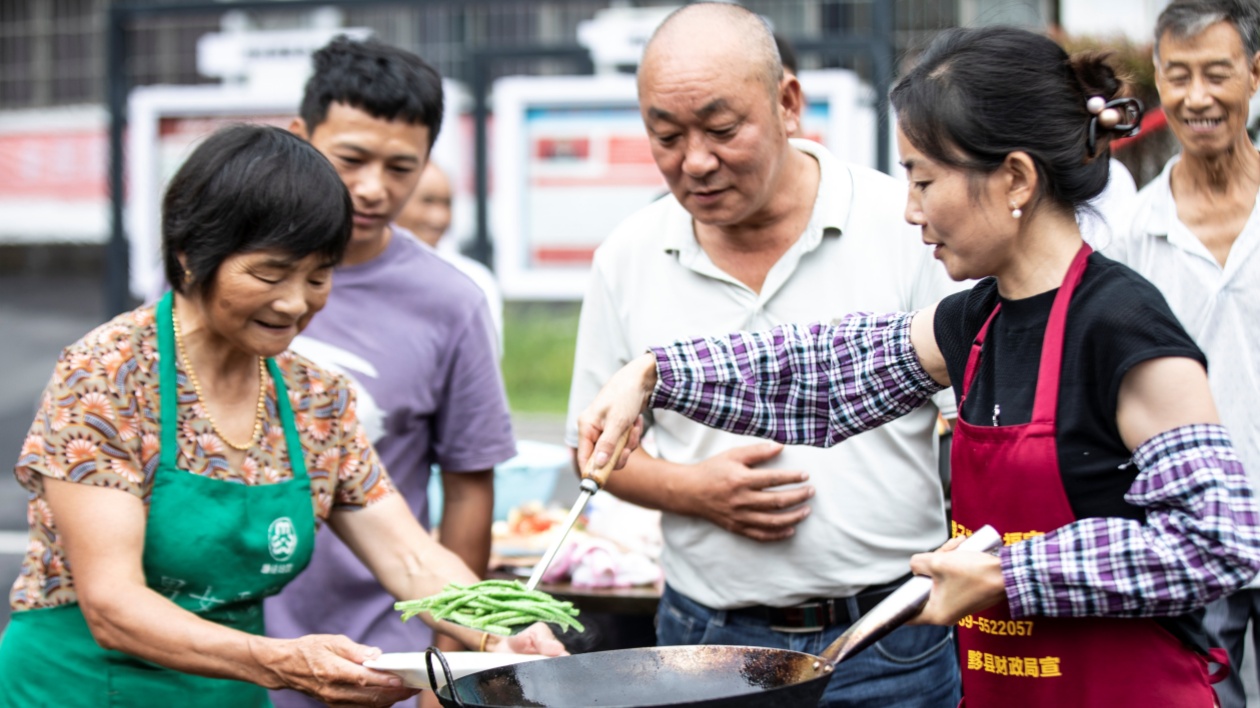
left=730, top=574, right=912, bottom=631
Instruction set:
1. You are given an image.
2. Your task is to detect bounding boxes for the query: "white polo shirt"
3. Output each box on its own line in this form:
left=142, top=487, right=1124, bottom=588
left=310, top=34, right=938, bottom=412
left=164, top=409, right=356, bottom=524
left=1107, top=155, right=1260, bottom=516
left=564, top=139, right=963, bottom=608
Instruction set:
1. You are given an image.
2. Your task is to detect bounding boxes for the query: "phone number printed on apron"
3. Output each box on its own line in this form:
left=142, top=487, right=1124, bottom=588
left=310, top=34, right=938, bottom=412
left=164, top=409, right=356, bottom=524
left=959, top=614, right=1034, bottom=637
left=951, top=520, right=1045, bottom=546
left=966, top=650, right=1062, bottom=678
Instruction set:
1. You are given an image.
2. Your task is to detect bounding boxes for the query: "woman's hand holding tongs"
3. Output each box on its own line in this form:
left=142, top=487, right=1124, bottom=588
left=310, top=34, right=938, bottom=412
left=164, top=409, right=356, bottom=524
left=577, top=353, right=652, bottom=475
left=907, top=535, right=1008, bottom=626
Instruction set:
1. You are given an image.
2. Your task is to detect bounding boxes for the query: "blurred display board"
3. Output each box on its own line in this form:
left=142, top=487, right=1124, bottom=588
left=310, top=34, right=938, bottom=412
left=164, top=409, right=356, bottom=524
left=125, top=81, right=468, bottom=301
left=491, top=70, right=874, bottom=300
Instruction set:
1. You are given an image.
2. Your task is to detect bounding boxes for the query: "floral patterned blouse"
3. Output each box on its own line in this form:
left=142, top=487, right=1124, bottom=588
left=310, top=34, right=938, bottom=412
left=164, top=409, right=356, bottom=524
left=10, top=304, right=396, bottom=611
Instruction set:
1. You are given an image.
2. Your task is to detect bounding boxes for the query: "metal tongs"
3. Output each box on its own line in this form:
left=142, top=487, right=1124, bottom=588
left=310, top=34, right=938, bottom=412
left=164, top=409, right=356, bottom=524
left=524, top=431, right=630, bottom=591
left=813, top=525, right=1004, bottom=670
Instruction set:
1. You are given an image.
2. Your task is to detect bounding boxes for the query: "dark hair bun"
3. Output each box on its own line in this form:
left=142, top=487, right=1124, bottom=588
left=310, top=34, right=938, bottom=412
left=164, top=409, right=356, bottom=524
left=1069, top=52, right=1122, bottom=103
left=891, top=27, right=1131, bottom=213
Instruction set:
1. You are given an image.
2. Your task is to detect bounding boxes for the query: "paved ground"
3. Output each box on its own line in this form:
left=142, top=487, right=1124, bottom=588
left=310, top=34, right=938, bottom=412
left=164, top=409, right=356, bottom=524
left=0, top=270, right=106, bottom=629
left=0, top=263, right=1256, bottom=705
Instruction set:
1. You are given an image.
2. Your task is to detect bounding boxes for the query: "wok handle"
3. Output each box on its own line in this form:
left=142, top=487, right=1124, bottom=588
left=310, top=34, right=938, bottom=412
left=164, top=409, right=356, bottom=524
left=581, top=428, right=630, bottom=488
left=424, top=646, right=466, bottom=708
left=818, top=525, right=1003, bottom=666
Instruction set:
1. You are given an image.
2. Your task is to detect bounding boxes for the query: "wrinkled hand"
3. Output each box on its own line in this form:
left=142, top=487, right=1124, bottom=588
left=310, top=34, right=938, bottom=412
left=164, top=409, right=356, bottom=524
left=496, top=622, right=568, bottom=657
left=577, top=354, right=654, bottom=475
left=907, top=536, right=1007, bottom=626
left=683, top=443, right=813, bottom=542
left=254, top=634, right=417, bottom=708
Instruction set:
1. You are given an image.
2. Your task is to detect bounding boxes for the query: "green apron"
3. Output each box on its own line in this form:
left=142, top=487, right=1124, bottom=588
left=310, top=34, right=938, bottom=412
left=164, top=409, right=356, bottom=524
left=0, top=292, right=315, bottom=707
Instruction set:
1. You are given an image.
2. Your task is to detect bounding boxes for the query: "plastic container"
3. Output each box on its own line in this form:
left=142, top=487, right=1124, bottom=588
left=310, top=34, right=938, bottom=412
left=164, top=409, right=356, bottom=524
left=427, top=440, right=573, bottom=527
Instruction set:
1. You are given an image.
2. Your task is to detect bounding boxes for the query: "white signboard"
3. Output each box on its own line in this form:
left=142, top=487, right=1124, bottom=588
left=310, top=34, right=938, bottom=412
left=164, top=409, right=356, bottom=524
left=126, top=80, right=468, bottom=301
left=198, top=27, right=373, bottom=91
left=491, top=70, right=872, bottom=300
left=576, top=5, right=678, bottom=73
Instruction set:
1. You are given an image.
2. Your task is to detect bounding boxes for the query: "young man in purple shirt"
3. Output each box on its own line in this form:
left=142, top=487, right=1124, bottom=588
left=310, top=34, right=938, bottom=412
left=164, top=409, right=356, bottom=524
left=264, top=37, right=516, bottom=708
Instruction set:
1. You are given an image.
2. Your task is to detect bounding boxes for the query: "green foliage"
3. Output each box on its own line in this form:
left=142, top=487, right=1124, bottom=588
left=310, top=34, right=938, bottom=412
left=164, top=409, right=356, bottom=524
left=501, top=301, right=581, bottom=414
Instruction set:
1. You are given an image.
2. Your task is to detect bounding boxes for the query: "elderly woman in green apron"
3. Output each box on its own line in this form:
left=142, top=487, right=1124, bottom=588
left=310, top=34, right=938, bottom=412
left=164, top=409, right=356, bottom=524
left=0, top=124, right=563, bottom=708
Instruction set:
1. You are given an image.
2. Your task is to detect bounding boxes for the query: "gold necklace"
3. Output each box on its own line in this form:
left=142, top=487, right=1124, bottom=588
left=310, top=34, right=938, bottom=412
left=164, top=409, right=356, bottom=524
left=171, top=305, right=268, bottom=452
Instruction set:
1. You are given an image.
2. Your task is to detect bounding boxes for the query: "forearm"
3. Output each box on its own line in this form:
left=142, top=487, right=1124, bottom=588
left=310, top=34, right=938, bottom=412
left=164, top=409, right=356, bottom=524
left=648, top=313, right=941, bottom=447
left=1003, top=424, right=1260, bottom=618
left=80, top=585, right=285, bottom=688
left=433, top=471, right=494, bottom=653
left=433, top=473, right=491, bottom=650
left=600, top=447, right=696, bottom=515
left=438, top=470, right=495, bottom=577
left=376, top=537, right=494, bottom=649
left=331, top=495, right=492, bottom=651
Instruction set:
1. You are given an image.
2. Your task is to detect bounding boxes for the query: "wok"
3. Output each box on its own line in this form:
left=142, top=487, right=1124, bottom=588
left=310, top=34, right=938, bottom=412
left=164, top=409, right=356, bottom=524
left=425, top=526, right=1001, bottom=708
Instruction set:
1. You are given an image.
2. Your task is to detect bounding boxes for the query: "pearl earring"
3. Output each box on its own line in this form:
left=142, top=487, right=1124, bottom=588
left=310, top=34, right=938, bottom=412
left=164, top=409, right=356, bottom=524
left=1011, top=204, right=1022, bottom=219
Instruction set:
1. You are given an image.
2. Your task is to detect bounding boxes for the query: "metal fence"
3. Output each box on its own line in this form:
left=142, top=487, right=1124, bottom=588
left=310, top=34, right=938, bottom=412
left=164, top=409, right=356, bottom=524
left=0, top=0, right=980, bottom=314
left=1, top=0, right=964, bottom=111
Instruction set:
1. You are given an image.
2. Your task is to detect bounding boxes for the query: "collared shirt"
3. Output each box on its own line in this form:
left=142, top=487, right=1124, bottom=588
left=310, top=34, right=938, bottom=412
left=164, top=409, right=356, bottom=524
left=1079, top=158, right=1137, bottom=251
left=564, top=139, right=963, bottom=608
left=649, top=316, right=1260, bottom=617
left=1105, top=156, right=1260, bottom=492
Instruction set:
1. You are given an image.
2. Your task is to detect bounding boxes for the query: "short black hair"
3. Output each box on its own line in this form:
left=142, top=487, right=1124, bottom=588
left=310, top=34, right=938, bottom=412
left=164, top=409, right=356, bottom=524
left=892, top=26, right=1128, bottom=215
left=300, top=35, right=444, bottom=148
left=774, top=32, right=799, bottom=74
left=162, top=124, right=352, bottom=295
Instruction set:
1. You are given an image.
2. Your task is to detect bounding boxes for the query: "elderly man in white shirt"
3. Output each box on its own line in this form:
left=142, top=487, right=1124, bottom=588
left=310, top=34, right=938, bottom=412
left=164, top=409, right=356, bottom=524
left=564, top=5, right=963, bottom=707
left=1106, top=3, right=1260, bottom=706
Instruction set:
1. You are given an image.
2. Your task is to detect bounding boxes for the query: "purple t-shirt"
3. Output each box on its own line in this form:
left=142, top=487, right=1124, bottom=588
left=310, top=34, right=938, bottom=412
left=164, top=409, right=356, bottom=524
left=264, top=227, right=515, bottom=702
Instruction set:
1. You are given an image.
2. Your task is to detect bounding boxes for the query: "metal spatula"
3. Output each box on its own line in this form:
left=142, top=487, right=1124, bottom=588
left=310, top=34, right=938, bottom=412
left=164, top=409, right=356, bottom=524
left=524, top=430, right=630, bottom=591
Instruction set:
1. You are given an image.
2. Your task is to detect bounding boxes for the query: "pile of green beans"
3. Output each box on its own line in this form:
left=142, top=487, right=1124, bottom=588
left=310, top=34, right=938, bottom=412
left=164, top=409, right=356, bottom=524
left=395, top=579, right=584, bottom=636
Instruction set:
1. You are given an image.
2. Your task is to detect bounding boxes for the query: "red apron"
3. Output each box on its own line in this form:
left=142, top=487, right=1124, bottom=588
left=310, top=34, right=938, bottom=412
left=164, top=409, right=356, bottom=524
left=949, top=243, right=1218, bottom=707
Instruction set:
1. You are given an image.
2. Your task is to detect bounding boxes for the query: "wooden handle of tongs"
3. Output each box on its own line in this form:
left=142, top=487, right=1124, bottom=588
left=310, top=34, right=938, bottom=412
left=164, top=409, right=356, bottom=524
left=582, top=428, right=631, bottom=489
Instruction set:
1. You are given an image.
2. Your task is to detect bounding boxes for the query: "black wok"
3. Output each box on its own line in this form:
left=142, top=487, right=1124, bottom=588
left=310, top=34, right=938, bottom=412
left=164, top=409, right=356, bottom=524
left=425, top=526, right=1001, bottom=708
left=428, top=643, right=834, bottom=707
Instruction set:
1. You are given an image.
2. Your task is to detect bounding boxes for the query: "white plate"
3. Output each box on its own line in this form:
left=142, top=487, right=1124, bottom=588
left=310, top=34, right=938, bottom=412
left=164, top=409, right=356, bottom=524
left=363, top=651, right=548, bottom=690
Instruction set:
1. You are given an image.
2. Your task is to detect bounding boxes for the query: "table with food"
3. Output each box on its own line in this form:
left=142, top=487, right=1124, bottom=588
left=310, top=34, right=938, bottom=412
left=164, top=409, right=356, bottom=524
left=490, top=498, right=664, bottom=598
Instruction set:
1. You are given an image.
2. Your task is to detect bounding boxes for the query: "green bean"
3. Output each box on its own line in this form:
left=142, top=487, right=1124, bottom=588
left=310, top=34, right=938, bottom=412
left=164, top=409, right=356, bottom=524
left=394, top=579, right=585, bottom=637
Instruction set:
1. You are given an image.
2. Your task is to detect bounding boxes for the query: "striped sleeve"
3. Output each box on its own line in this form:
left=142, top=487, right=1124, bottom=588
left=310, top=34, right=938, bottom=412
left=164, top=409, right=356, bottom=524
left=1003, top=424, right=1260, bottom=618
left=647, top=312, right=942, bottom=447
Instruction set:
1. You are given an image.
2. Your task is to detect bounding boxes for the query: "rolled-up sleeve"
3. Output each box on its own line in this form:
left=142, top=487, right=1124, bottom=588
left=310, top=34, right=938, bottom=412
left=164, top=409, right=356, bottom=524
left=1003, top=423, right=1260, bottom=618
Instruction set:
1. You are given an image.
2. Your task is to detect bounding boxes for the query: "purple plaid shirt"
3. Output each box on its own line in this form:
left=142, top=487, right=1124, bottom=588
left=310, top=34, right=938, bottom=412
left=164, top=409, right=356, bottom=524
left=649, top=313, right=1260, bottom=617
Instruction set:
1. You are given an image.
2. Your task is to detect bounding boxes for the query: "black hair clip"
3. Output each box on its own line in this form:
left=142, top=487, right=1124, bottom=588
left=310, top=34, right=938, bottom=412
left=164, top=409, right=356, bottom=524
left=1087, top=96, right=1144, bottom=157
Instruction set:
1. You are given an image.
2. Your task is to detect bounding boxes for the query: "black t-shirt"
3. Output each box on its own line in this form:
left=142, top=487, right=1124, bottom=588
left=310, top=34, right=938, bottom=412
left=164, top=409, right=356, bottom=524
left=934, top=252, right=1210, bottom=651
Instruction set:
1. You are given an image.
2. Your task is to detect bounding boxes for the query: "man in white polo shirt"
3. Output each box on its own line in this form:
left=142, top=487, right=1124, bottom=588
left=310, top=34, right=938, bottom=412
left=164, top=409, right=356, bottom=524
left=1106, top=3, right=1260, bottom=706
left=564, top=5, right=961, bottom=706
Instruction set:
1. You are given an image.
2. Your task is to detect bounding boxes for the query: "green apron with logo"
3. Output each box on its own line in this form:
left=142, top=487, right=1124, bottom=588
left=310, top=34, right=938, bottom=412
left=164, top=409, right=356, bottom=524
left=0, top=292, right=315, bottom=708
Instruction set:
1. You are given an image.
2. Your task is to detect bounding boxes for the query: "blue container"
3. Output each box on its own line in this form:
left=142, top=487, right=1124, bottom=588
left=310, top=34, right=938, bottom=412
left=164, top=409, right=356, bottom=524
left=428, top=440, right=573, bottom=527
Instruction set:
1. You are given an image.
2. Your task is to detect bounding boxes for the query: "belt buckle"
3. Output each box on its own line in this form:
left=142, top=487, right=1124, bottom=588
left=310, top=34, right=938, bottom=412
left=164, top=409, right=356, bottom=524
left=769, top=603, right=829, bottom=633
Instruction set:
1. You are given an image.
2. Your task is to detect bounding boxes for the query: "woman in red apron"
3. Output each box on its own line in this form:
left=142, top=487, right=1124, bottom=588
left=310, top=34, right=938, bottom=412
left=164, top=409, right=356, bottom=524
left=576, top=26, right=1260, bottom=707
